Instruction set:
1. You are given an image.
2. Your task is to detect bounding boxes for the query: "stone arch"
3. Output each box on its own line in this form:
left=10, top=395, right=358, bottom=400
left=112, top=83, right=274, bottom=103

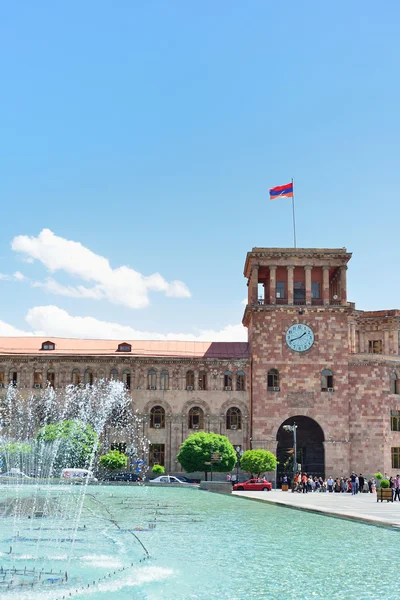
left=276, top=415, right=325, bottom=480
left=143, top=398, right=173, bottom=415
left=180, top=397, right=211, bottom=415
left=219, top=397, right=248, bottom=416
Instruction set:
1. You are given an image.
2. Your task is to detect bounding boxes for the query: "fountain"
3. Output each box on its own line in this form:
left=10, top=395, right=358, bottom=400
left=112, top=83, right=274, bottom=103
left=0, top=380, right=150, bottom=597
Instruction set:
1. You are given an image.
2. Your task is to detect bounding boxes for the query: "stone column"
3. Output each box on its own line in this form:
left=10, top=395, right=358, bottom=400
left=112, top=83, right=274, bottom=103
left=384, top=329, right=390, bottom=355
left=305, top=265, right=312, bottom=305
left=287, top=265, right=294, bottom=304
left=322, top=266, right=330, bottom=305
left=359, top=331, right=365, bottom=353
left=269, top=266, right=277, bottom=305
left=250, top=264, right=259, bottom=304
left=340, top=265, right=348, bottom=304
left=393, top=327, right=399, bottom=355
left=350, top=323, right=356, bottom=353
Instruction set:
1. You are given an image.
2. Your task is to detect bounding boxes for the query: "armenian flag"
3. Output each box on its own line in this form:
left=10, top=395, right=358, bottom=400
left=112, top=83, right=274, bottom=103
left=269, top=182, right=294, bottom=200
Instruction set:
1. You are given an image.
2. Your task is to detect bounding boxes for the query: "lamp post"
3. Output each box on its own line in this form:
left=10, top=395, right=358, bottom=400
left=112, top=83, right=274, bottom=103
left=283, top=423, right=298, bottom=479
left=235, top=446, right=244, bottom=483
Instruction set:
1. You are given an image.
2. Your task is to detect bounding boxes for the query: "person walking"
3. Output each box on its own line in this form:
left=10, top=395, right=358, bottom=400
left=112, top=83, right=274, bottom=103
left=395, top=475, right=400, bottom=501
left=301, top=472, right=308, bottom=493
left=358, top=473, right=365, bottom=493
left=350, top=471, right=357, bottom=495
left=327, top=476, right=334, bottom=493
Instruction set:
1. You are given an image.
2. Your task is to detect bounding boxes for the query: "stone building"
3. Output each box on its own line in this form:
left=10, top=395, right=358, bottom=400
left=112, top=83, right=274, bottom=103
left=0, top=246, right=399, bottom=478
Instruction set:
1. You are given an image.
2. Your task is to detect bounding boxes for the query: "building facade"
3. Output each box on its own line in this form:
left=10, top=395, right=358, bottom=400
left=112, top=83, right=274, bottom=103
left=0, top=246, right=399, bottom=478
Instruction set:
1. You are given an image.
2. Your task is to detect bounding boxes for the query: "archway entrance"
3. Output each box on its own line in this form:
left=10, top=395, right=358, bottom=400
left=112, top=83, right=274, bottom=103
left=276, top=416, right=325, bottom=482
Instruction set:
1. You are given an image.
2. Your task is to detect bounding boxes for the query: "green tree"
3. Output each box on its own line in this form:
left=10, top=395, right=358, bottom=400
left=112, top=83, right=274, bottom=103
left=99, top=450, right=127, bottom=471
left=240, top=449, right=277, bottom=478
left=177, top=432, right=236, bottom=479
left=0, top=442, right=32, bottom=472
left=36, top=420, right=98, bottom=473
left=152, top=464, right=165, bottom=475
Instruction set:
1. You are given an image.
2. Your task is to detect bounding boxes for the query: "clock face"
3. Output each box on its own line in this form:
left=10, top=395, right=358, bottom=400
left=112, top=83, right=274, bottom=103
left=286, top=324, right=314, bottom=352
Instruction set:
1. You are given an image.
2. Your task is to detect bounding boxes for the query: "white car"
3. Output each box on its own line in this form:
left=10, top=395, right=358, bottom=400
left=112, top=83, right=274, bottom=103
left=150, top=475, right=188, bottom=484
left=60, top=468, right=97, bottom=481
left=0, top=469, right=31, bottom=478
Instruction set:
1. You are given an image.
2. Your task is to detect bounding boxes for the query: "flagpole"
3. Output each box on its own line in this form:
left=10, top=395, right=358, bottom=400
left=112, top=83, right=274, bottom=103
left=291, top=177, right=297, bottom=248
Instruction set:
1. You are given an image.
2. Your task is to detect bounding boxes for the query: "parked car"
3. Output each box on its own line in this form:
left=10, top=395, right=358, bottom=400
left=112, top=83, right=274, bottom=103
left=175, top=475, right=198, bottom=484
left=103, top=472, right=142, bottom=482
left=150, top=475, right=191, bottom=484
left=60, top=468, right=97, bottom=481
left=0, top=469, right=31, bottom=478
left=233, top=478, right=272, bottom=491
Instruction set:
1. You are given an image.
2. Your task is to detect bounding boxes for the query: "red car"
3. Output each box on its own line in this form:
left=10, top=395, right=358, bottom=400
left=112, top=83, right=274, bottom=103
left=233, top=478, right=272, bottom=491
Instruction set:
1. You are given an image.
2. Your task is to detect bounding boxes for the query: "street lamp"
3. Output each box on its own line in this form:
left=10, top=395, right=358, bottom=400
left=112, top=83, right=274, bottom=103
left=235, top=446, right=244, bottom=483
left=283, top=423, right=298, bottom=478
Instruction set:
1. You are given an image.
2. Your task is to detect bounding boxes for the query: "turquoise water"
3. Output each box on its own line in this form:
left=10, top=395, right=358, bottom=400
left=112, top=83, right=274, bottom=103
left=0, top=485, right=398, bottom=599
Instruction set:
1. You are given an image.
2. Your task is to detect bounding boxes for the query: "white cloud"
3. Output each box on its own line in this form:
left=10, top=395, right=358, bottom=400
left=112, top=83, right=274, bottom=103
left=22, top=305, right=247, bottom=342
left=13, top=271, right=26, bottom=281
left=0, top=320, right=32, bottom=336
left=33, top=277, right=104, bottom=299
left=241, top=297, right=247, bottom=305
left=12, top=229, right=191, bottom=309
left=0, top=274, right=11, bottom=280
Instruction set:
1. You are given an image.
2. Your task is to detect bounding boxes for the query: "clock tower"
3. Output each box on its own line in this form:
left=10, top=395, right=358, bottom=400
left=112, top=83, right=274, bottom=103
left=242, top=247, right=353, bottom=478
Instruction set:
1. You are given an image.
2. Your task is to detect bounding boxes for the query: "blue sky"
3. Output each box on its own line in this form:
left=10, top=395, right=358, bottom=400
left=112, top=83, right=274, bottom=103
left=0, top=1, right=399, bottom=340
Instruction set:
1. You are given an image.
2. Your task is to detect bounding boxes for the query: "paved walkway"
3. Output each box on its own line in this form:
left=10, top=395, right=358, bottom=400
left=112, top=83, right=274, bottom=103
left=232, top=489, right=400, bottom=528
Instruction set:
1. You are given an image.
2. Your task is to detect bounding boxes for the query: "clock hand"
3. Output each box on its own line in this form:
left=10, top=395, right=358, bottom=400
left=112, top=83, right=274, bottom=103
left=289, top=332, right=306, bottom=342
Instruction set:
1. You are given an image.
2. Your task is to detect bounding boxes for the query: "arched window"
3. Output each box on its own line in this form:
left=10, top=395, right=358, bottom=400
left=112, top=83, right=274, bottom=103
left=188, top=406, right=204, bottom=430
left=122, top=369, right=131, bottom=390
left=72, top=369, right=81, bottom=385
left=33, top=370, right=42, bottom=388
left=9, top=370, right=18, bottom=386
left=321, top=369, right=333, bottom=392
left=110, top=369, right=119, bottom=381
left=391, top=372, right=400, bottom=395
left=84, top=369, right=93, bottom=385
left=47, top=368, right=55, bottom=388
left=147, top=369, right=156, bottom=390
left=226, top=407, right=242, bottom=430
left=160, top=370, right=169, bottom=390
left=267, top=369, right=279, bottom=391
left=236, top=371, right=245, bottom=391
left=41, top=340, right=55, bottom=351
left=224, top=371, right=232, bottom=390
left=117, top=342, right=131, bottom=352
left=199, top=371, right=207, bottom=391
left=150, top=405, right=165, bottom=428
left=186, top=370, right=195, bottom=390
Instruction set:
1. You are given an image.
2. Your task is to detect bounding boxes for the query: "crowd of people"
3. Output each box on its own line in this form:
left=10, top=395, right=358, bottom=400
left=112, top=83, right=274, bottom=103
left=281, top=472, right=380, bottom=494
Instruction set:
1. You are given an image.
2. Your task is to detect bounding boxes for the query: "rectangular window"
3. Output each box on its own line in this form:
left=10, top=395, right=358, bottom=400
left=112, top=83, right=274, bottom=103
left=368, top=340, right=382, bottom=354
left=149, top=443, right=165, bottom=467
left=110, top=442, right=127, bottom=454
left=392, top=447, right=400, bottom=469
left=276, top=282, right=285, bottom=299
left=294, top=281, right=305, bottom=300
left=391, top=410, right=400, bottom=431
left=311, top=282, right=320, bottom=299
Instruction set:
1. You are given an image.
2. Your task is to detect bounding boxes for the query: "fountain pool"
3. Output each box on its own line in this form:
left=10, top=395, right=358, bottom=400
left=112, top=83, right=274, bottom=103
left=0, top=484, right=399, bottom=600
